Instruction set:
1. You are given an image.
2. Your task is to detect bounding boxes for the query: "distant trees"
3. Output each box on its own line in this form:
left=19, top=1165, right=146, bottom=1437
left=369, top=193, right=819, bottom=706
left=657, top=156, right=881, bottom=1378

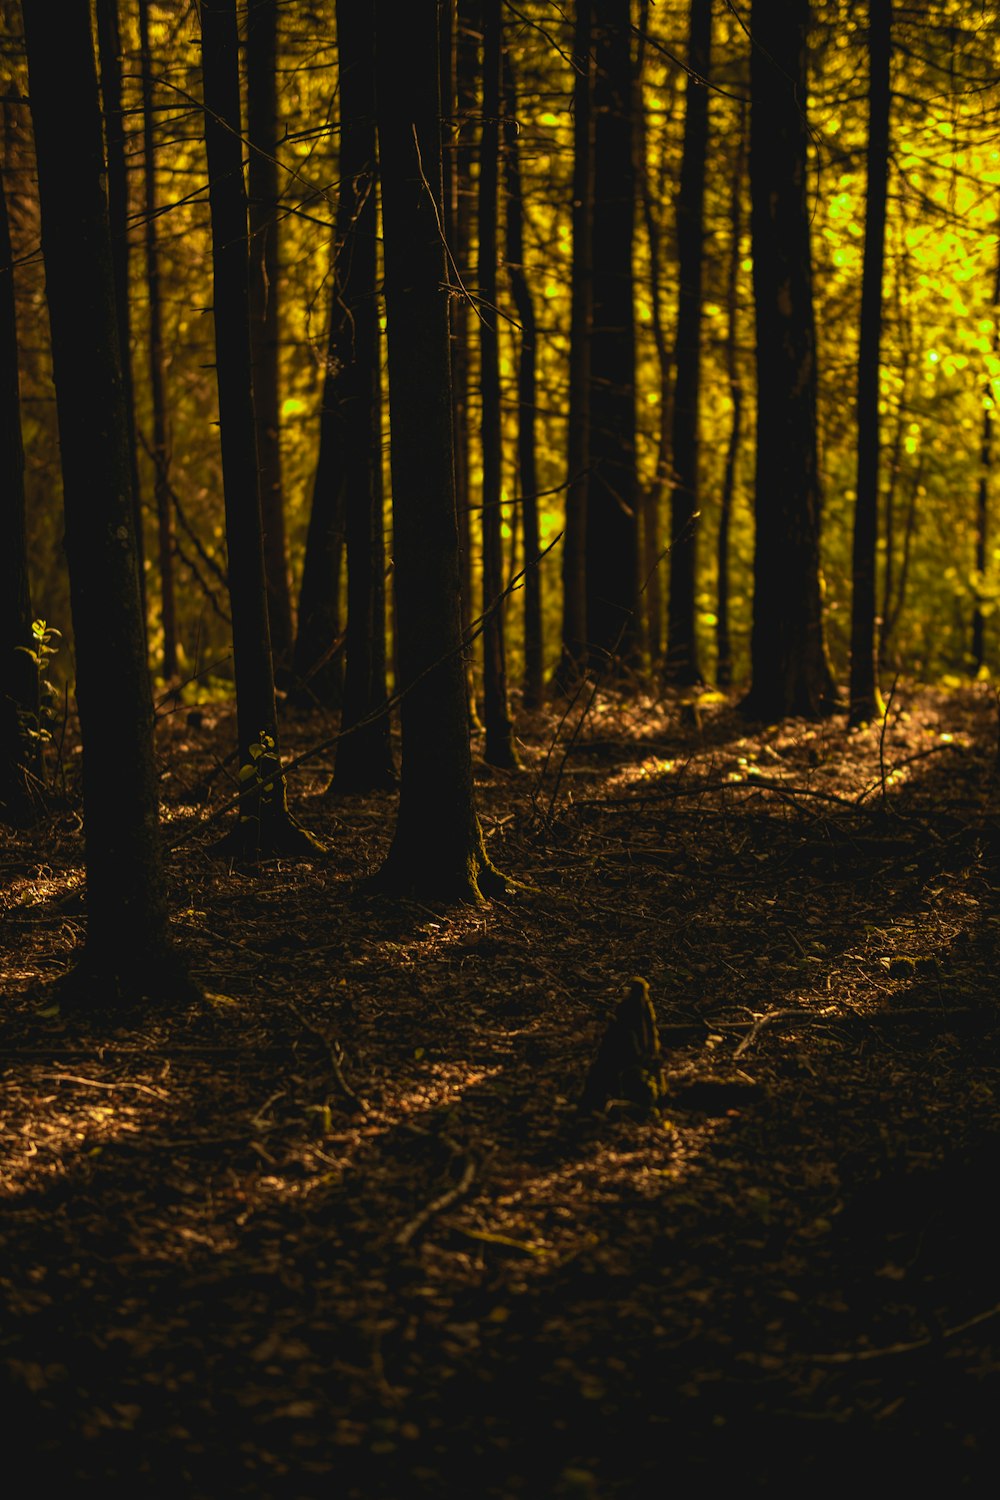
left=22, top=0, right=184, bottom=996
left=743, top=0, right=836, bottom=720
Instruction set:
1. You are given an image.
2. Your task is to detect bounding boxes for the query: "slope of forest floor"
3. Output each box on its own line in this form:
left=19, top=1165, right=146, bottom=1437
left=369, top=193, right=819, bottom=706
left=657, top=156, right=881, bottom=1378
left=2, top=679, right=1000, bottom=1494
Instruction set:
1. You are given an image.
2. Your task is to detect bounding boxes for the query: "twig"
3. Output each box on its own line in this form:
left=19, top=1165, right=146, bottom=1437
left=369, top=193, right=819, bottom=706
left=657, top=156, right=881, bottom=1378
left=808, top=1301, right=1000, bottom=1365
left=286, top=1000, right=366, bottom=1114
left=36, top=1071, right=168, bottom=1099
left=395, top=1153, right=477, bottom=1248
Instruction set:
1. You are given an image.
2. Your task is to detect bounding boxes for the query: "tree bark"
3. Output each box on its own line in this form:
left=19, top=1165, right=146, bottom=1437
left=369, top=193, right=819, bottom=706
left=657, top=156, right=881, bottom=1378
left=247, top=0, right=294, bottom=669
left=479, top=0, right=518, bottom=766
left=503, top=51, right=543, bottom=710
left=586, top=0, right=639, bottom=673
left=138, top=0, right=178, bottom=683
left=972, top=222, right=1000, bottom=674
left=665, top=0, right=712, bottom=687
left=553, top=0, right=594, bottom=691
left=716, top=98, right=747, bottom=692
left=95, top=0, right=146, bottom=630
left=743, top=0, right=836, bottom=721
left=848, top=0, right=892, bottom=726
left=328, top=0, right=396, bottom=793
left=23, top=0, right=185, bottom=997
left=373, top=0, right=507, bottom=902
left=200, top=0, right=317, bottom=857
left=0, top=164, right=40, bottom=826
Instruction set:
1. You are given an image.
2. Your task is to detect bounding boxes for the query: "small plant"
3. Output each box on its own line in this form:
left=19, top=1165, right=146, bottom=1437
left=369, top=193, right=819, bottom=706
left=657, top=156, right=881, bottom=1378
left=237, top=729, right=281, bottom=825
left=16, top=618, right=61, bottom=751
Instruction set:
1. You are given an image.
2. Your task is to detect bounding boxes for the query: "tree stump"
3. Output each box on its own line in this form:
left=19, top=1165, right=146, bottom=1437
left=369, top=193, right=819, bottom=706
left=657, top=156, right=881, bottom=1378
left=580, top=977, right=666, bottom=1119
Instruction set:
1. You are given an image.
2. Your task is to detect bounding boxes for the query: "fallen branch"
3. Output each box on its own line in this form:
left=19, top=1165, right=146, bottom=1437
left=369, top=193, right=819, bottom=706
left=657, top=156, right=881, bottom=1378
left=808, top=1300, right=1000, bottom=1365
left=395, top=1153, right=477, bottom=1248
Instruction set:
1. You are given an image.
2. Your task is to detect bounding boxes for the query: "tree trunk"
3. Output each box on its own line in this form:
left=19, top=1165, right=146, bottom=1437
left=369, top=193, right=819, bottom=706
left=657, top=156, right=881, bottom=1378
left=453, top=0, right=481, bottom=723
left=479, top=0, right=518, bottom=767
left=716, top=97, right=747, bottom=692
left=23, top=0, right=185, bottom=997
left=328, top=0, right=396, bottom=793
left=586, top=0, right=639, bottom=673
left=200, top=0, right=318, bottom=857
left=138, top=0, right=178, bottom=683
left=373, top=0, right=507, bottom=902
left=247, top=0, right=294, bottom=670
left=0, top=164, right=40, bottom=826
left=553, top=0, right=594, bottom=691
left=665, top=0, right=712, bottom=687
left=743, top=0, right=836, bottom=721
left=95, top=0, right=146, bottom=629
left=290, top=352, right=347, bottom=709
left=972, top=224, right=1000, bottom=674
left=848, top=0, right=892, bottom=726
left=503, top=51, right=543, bottom=710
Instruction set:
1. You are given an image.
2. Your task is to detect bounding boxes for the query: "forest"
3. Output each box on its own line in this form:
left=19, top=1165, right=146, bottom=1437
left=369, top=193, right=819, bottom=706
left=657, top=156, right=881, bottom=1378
left=3, top=0, right=1000, bottom=1490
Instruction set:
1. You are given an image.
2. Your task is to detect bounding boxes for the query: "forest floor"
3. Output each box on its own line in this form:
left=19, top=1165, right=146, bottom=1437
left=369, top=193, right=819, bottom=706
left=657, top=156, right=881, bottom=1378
left=2, top=678, right=1000, bottom=1495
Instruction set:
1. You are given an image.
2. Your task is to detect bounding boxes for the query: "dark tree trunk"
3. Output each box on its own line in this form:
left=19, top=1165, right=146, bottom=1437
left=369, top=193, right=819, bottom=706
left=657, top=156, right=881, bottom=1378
left=972, top=234, right=1000, bottom=674
left=848, top=0, right=892, bottom=726
left=665, top=0, right=712, bottom=687
left=553, top=0, right=594, bottom=691
left=373, top=0, right=507, bottom=902
left=479, top=0, right=518, bottom=767
left=290, top=369, right=347, bottom=708
left=716, top=99, right=747, bottom=692
left=95, top=0, right=145, bottom=628
left=23, top=0, right=184, bottom=997
left=743, top=0, right=836, bottom=721
left=0, top=165, right=40, bottom=826
left=200, top=0, right=317, bottom=857
left=247, top=0, right=294, bottom=670
left=586, top=0, right=639, bottom=672
left=138, top=0, right=178, bottom=683
left=503, top=52, right=543, bottom=710
left=453, top=0, right=481, bottom=722
left=328, top=0, right=396, bottom=793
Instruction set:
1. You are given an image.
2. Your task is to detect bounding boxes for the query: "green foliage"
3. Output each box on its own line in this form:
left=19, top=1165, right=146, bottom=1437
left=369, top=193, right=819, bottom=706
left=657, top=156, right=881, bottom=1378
left=237, top=730, right=281, bottom=825
left=15, top=618, right=61, bottom=749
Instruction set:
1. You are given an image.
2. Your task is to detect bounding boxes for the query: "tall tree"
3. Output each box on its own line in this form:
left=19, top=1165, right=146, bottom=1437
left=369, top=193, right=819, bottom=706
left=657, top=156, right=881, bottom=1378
left=138, top=0, right=178, bottom=682
left=848, top=0, right=892, bottom=726
left=586, top=0, right=639, bottom=671
left=23, top=0, right=185, bottom=996
left=200, top=0, right=317, bottom=856
left=247, top=0, right=294, bottom=669
left=373, top=0, right=508, bottom=901
left=503, top=49, right=543, bottom=709
left=553, top=0, right=594, bottom=690
left=665, top=0, right=712, bottom=686
left=972, top=231, right=1000, bottom=675
left=716, top=97, right=747, bottom=691
left=479, top=0, right=518, bottom=766
left=0, top=163, right=40, bottom=826
left=743, top=0, right=836, bottom=721
left=328, top=0, right=395, bottom=793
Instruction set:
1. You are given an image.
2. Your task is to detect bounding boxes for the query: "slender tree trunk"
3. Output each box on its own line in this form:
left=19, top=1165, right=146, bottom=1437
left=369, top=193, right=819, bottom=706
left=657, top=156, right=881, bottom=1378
left=328, top=0, right=395, bottom=792
left=503, top=53, right=543, bottom=709
left=453, top=0, right=481, bottom=722
left=743, top=0, right=836, bottom=721
left=373, top=0, right=507, bottom=902
left=138, top=0, right=178, bottom=683
left=586, top=0, right=639, bottom=672
left=479, top=0, right=518, bottom=766
left=23, top=0, right=186, bottom=998
left=247, top=0, right=294, bottom=670
left=972, top=229, right=1000, bottom=674
left=716, top=97, right=747, bottom=691
left=0, top=165, right=40, bottom=826
left=95, top=0, right=146, bottom=628
left=665, top=0, right=712, bottom=686
left=200, top=0, right=317, bottom=857
left=849, top=0, right=892, bottom=726
left=553, top=0, right=594, bottom=691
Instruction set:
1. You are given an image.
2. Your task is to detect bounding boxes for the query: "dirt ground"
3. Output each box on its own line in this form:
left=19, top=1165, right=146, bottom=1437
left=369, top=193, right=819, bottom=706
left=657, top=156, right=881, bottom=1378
left=2, top=679, right=1000, bottom=1494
